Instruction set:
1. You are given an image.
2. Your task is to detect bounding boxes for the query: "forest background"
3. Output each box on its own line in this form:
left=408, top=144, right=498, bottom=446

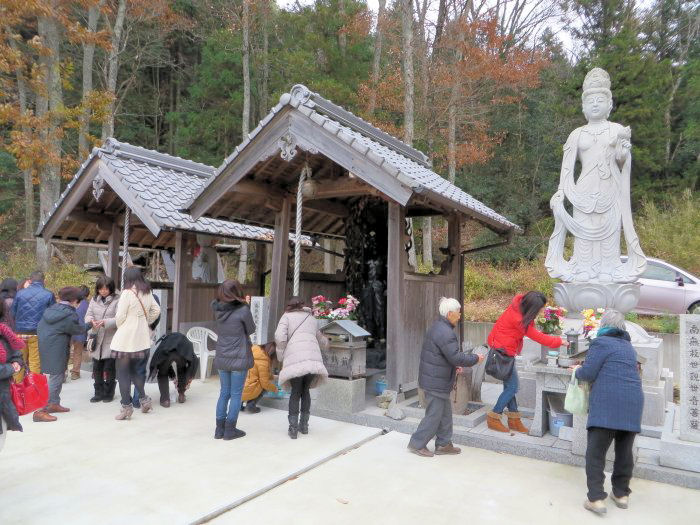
left=0, top=0, right=698, bottom=328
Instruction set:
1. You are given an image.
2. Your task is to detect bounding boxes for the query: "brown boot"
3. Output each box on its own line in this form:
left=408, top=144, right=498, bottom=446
left=46, top=403, right=70, bottom=413
left=408, top=446, right=435, bottom=457
left=507, top=412, right=529, bottom=434
left=435, top=442, right=461, bottom=455
left=487, top=411, right=510, bottom=433
left=33, top=410, right=57, bottom=422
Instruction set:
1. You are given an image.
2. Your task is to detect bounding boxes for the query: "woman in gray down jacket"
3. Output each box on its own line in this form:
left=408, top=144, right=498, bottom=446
left=212, top=279, right=255, bottom=441
left=84, top=276, right=119, bottom=403
left=275, top=297, right=328, bottom=439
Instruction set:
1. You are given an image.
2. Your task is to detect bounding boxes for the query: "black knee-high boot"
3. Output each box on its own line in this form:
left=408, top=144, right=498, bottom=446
left=158, top=376, right=170, bottom=407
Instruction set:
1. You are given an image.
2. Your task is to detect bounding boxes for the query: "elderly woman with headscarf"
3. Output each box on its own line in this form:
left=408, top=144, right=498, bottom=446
left=572, top=309, right=643, bottom=515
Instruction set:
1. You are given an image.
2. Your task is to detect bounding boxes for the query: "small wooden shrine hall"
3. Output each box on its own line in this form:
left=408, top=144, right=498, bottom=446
left=36, top=138, right=317, bottom=334
left=186, top=85, right=521, bottom=392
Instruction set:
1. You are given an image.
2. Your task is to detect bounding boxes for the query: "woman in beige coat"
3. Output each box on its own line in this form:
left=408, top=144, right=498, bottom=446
left=275, top=297, right=328, bottom=439
left=84, top=275, right=120, bottom=403
left=110, top=268, right=160, bottom=420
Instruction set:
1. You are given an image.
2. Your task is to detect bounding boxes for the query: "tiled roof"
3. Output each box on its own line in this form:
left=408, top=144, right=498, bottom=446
left=193, top=84, right=522, bottom=233
left=37, top=139, right=299, bottom=243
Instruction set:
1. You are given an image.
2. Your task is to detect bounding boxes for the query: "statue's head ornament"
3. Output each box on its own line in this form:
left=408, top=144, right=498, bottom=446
left=582, top=68, right=612, bottom=100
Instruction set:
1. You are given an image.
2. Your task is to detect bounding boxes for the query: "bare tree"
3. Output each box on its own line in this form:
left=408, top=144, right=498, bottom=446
left=261, top=0, right=270, bottom=113
left=238, top=0, right=252, bottom=284
left=79, top=2, right=103, bottom=160
left=368, top=0, right=387, bottom=114
left=36, top=10, right=64, bottom=269
left=101, top=0, right=127, bottom=140
left=339, top=0, right=347, bottom=57
left=401, top=0, right=417, bottom=268
left=8, top=37, right=35, bottom=241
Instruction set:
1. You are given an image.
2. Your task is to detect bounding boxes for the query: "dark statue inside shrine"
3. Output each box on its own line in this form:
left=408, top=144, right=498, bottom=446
left=343, top=197, right=388, bottom=369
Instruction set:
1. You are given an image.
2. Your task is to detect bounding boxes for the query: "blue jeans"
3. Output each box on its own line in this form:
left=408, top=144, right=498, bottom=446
left=493, top=366, right=519, bottom=414
left=216, top=371, right=247, bottom=423
left=131, top=356, right=148, bottom=406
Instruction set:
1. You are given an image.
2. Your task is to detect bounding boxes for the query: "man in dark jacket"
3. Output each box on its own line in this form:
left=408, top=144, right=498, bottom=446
left=11, top=271, right=55, bottom=377
left=408, top=298, right=485, bottom=457
left=34, top=287, right=93, bottom=423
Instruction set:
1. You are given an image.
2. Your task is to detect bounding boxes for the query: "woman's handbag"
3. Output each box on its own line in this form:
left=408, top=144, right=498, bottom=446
left=484, top=347, right=515, bottom=381
left=10, top=368, right=49, bottom=415
left=564, top=370, right=589, bottom=415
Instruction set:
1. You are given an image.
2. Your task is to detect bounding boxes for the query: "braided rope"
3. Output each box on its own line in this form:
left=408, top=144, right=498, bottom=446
left=121, top=207, right=130, bottom=287
left=293, top=163, right=311, bottom=296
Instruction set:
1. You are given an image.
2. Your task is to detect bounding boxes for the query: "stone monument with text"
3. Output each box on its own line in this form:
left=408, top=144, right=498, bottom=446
left=660, top=315, right=700, bottom=473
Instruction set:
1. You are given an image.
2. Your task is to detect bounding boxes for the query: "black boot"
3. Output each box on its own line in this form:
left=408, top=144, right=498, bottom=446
left=158, top=376, right=170, bottom=408
left=103, top=380, right=116, bottom=403
left=223, top=420, right=246, bottom=440
left=214, top=419, right=225, bottom=439
left=299, top=412, right=310, bottom=434
left=288, top=414, right=299, bottom=439
left=246, top=399, right=261, bottom=414
left=90, top=381, right=105, bottom=403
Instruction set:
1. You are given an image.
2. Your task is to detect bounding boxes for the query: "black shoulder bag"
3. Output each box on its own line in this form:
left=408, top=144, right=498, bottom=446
left=484, top=347, right=515, bottom=381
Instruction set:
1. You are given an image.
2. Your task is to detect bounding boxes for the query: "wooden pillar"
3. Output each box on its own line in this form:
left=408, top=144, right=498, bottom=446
left=107, top=222, right=120, bottom=285
left=252, top=242, right=268, bottom=296
left=267, top=198, right=291, bottom=342
left=386, top=202, right=405, bottom=391
left=173, top=231, right=193, bottom=333
left=323, top=238, right=333, bottom=274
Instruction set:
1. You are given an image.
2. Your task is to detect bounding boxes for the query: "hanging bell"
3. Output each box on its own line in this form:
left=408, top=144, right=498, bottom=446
left=302, top=179, right=318, bottom=199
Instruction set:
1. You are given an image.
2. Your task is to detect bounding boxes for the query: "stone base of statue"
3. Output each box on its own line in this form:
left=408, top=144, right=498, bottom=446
left=553, top=282, right=641, bottom=316
left=558, top=313, right=669, bottom=428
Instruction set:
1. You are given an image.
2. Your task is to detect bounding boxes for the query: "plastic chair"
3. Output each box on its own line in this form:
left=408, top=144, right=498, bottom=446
left=186, top=327, right=218, bottom=381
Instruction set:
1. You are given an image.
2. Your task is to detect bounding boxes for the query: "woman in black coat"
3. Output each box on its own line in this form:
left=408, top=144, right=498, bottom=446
left=212, top=279, right=255, bottom=441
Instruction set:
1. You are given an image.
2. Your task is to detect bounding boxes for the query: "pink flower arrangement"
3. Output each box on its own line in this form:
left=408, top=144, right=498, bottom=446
left=312, top=294, right=360, bottom=320
left=312, top=295, right=333, bottom=319
left=536, top=306, right=567, bottom=334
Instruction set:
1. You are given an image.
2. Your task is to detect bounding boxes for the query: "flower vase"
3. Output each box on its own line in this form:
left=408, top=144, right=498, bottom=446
left=317, top=318, right=330, bottom=330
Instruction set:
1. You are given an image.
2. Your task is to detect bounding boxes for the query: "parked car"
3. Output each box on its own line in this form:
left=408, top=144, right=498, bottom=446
left=624, top=257, right=700, bottom=315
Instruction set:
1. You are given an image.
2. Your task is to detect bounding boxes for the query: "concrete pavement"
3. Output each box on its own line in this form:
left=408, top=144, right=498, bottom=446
left=216, top=430, right=700, bottom=525
left=0, top=377, right=379, bottom=525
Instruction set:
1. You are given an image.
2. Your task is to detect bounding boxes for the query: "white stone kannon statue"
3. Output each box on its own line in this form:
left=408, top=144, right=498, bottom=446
left=546, top=68, right=647, bottom=287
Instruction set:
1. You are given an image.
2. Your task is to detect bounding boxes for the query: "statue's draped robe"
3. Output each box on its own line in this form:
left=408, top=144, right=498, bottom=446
left=545, top=122, right=646, bottom=283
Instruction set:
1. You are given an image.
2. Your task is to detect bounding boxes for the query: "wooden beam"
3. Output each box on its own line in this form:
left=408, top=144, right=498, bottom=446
left=299, top=199, right=349, bottom=218
left=386, top=202, right=405, bottom=391
left=303, top=179, right=378, bottom=200
left=233, top=180, right=288, bottom=201
left=40, top=161, right=100, bottom=239
left=267, top=198, right=291, bottom=342
left=107, top=222, right=120, bottom=282
left=67, top=211, right=115, bottom=231
left=172, top=231, right=193, bottom=333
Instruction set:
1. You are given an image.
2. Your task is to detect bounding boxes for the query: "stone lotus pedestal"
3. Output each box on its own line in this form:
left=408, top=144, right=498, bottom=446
left=553, top=282, right=641, bottom=315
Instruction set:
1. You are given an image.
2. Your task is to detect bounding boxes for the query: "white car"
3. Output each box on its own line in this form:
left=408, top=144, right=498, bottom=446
left=629, top=257, right=700, bottom=315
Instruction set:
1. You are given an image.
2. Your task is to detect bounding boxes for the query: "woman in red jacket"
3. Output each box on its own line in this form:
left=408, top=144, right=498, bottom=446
left=486, top=291, right=567, bottom=433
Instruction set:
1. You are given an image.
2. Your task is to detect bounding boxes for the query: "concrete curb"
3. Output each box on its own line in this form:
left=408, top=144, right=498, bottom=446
left=190, top=428, right=385, bottom=524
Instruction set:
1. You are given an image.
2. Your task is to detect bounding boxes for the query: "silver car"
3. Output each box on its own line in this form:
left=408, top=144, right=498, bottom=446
left=629, top=257, right=700, bottom=315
